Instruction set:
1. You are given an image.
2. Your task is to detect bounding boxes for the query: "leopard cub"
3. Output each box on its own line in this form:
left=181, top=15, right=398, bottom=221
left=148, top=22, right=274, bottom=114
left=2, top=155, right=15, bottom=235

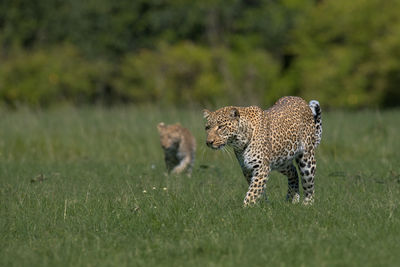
left=157, top=122, right=196, bottom=176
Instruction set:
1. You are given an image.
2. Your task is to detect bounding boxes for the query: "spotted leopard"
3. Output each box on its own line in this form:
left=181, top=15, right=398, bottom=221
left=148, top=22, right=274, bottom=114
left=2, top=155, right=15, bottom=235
left=203, top=96, right=322, bottom=206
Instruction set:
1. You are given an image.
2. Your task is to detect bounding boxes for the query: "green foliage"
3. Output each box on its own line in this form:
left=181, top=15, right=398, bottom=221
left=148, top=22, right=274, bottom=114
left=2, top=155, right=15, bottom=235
left=0, top=0, right=400, bottom=108
left=114, top=42, right=282, bottom=106
left=0, top=107, right=400, bottom=266
left=0, top=45, right=110, bottom=107
left=219, top=47, right=284, bottom=106
left=114, top=42, right=224, bottom=105
left=290, top=0, right=400, bottom=108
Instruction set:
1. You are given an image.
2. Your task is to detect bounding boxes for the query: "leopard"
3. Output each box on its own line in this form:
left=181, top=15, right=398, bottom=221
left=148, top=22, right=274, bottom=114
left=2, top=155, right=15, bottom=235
left=157, top=122, right=196, bottom=176
left=203, top=96, right=322, bottom=206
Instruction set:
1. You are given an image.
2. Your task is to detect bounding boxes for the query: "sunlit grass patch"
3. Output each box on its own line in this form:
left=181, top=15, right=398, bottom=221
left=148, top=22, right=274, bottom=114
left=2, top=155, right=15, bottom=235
left=0, top=107, right=399, bottom=266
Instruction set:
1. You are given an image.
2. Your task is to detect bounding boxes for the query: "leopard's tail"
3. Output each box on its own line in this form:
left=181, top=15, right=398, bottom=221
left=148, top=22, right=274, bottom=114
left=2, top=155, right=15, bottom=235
left=309, top=100, right=322, bottom=147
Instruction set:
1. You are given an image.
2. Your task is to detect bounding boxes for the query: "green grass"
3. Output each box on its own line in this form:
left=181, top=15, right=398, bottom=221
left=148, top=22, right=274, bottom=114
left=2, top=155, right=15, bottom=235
left=1, top=106, right=399, bottom=267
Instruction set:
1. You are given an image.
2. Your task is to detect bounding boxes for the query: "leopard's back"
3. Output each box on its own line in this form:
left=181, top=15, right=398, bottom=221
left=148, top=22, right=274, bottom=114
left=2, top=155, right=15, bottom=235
left=264, top=96, right=318, bottom=167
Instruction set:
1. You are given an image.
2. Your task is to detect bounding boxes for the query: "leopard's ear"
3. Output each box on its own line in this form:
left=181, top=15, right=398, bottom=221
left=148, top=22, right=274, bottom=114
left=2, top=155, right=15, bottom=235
left=203, top=109, right=211, bottom=119
left=157, top=122, right=165, bottom=132
left=230, top=107, right=240, bottom=119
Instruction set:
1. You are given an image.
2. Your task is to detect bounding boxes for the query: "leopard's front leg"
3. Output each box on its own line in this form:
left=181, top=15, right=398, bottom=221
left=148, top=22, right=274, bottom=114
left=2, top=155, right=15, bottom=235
left=242, top=168, right=252, bottom=185
left=243, top=165, right=270, bottom=207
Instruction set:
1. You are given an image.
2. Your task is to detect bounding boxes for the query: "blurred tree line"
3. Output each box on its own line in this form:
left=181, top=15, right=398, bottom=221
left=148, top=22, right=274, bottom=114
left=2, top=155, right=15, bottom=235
left=0, top=0, right=399, bottom=108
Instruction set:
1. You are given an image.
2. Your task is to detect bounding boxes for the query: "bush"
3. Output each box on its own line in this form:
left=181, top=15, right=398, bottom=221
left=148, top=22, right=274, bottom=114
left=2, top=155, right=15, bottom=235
left=113, top=42, right=283, bottom=107
left=113, top=42, right=224, bottom=106
left=289, top=0, right=400, bottom=108
left=0, top=45, right=111, bottom=107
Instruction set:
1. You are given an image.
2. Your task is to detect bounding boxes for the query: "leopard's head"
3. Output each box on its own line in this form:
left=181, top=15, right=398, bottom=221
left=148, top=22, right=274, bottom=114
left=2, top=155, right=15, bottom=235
left=203, top=107, right=240, bottom=150
left=157, top=122, right=181, bottom=150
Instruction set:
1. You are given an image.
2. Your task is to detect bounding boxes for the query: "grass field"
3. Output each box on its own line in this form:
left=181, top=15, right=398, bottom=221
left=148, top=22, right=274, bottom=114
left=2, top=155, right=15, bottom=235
left=1, top=106, right=399, bottom=266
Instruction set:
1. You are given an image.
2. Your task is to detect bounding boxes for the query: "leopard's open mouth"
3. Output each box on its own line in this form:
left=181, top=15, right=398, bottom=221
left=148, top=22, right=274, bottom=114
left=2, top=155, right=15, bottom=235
left=211, top=143, right=225, bottom=150
left=206, top=139, right=226, bottom=150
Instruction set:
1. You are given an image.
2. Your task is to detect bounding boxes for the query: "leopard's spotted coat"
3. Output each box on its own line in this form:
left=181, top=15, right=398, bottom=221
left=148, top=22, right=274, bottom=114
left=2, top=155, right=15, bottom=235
left=203, top=96, right=322, bottom=206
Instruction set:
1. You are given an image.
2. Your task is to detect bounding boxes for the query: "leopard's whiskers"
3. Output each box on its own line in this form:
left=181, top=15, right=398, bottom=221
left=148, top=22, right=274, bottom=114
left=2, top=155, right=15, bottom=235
left=222, top=145, right=234, bottom=162
left=199, top=143, right=206, bottom=160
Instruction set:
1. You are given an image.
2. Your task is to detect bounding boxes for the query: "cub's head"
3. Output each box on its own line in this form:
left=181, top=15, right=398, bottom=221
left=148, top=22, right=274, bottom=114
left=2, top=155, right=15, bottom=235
left=157, top=122, right=181, bottom=150
left=203, top=107, right=240, bottom=149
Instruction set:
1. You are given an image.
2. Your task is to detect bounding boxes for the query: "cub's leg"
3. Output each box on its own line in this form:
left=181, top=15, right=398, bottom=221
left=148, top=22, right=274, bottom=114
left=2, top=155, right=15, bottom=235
left=243, top=166, right=270, bottom=206
left=296, top=151, right=316, bottom=205
left=186, top=153, right=195, bottom=177
left=279, top=164, right=300, bottom=203
left=171, top=155, right=191, bottom=175
left=165, top=157, right=175, bottom=174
